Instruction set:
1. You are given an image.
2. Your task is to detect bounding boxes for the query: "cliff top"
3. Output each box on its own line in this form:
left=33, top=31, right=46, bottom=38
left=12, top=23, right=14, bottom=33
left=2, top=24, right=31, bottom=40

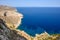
left=0, top=5, right=23, bottom=29
left=0, top=5, right=17, bottom=11
left=0, top=5, right=60, bottom=40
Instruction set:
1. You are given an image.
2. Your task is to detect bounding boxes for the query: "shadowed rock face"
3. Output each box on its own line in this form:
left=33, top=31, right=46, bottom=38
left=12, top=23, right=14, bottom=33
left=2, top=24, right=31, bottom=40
left=0, top=19, right=27, bottom=40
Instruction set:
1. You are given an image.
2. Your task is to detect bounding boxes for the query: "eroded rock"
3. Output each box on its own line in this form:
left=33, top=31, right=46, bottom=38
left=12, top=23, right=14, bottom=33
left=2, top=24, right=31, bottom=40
left=0, top=5, right=27, bottom=40
left=0, top=5, right=23, bottom=29
left=0, top=19, right=27, bottom=40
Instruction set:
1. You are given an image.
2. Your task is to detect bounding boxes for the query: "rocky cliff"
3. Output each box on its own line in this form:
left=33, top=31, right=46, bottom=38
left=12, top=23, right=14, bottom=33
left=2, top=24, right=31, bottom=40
left=0, top=19, right=27, bottom=40
left=0, top=5, right=27, bottom=40
left=0, top=5, right=60, bottom=40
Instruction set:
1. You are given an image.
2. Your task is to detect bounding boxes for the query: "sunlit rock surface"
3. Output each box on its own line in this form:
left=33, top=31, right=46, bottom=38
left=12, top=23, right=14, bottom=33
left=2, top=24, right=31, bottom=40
left=0, top=5, right=23, bottom=29
left=0, top=5, right=17, bottom=11
left=0, top=5, right=60, bottom=40
left=0, top=5, right=26, bottom=40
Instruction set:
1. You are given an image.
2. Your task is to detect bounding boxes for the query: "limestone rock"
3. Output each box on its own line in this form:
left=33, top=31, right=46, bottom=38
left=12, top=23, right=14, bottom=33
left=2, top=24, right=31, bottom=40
left=0, top=5, right=27, bottom=40
left=0, top=5, right=23, bottom=29
left=0, top=5, right=17, bottom=11
left=0, top=19, right=27, bottom=40
left=0, top=5, right=60, bottom=40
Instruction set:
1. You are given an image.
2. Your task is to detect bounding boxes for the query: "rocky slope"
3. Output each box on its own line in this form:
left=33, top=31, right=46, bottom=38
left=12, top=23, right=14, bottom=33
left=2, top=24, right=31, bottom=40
left=0, top=19, right=27, bottom=40
left=0, top=5, right=27, bottom=40
left=0, top=5, right=60, bottom=40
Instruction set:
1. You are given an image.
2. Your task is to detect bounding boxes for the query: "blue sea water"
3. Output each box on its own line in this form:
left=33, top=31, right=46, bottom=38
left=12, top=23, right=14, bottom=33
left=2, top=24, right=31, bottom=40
left=17, top=7, right=60, bottom=36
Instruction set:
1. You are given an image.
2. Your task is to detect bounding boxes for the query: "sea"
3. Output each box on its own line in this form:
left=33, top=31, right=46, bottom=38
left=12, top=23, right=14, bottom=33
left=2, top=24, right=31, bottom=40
left=16, top=7, right=60, bottom=36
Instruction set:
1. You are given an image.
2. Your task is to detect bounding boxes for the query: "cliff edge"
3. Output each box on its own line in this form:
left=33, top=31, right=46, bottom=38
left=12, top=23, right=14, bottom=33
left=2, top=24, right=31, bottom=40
left=0, top=5, right=27, bottom=40
left=0, top=5, right=60, bottom=40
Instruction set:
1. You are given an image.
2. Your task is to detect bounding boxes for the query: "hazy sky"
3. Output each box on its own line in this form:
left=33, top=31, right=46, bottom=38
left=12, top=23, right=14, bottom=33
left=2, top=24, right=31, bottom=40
left=0, top=0, right=60, bottom=7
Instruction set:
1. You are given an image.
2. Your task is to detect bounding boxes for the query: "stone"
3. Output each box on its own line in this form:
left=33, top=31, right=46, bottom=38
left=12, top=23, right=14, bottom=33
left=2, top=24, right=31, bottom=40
left=0, top=5, right=23, bottom=29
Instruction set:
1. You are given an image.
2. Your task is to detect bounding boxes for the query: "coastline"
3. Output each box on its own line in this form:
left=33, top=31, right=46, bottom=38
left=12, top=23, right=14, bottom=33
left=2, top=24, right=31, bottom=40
left=0, top=5, right=60, bottom=40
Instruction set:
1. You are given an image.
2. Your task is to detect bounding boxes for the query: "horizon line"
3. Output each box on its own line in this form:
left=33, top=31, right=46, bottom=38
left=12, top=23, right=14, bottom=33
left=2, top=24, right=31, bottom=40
left=15, top=6, right=60, bottom=7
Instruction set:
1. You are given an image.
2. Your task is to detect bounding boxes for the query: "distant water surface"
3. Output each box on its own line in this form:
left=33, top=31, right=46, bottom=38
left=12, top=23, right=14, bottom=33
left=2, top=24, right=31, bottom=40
left=17, top=7, right=60, bottom=36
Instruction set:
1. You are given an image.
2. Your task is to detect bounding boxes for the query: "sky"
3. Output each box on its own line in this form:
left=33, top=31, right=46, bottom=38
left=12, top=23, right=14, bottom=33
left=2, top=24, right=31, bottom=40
left=0, top=0, right=60, bottom=7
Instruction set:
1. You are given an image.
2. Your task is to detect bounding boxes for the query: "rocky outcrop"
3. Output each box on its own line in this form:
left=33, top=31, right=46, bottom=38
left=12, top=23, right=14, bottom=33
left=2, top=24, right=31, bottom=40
left=0, top=5, right=17, bottom=11
left=0, top=5, right=27, bottom=40
left=0, top=19, right=27, bottom=40
left=0, top=5, right=23, bottom=29
left=0, top=5, right=60, bottom=40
